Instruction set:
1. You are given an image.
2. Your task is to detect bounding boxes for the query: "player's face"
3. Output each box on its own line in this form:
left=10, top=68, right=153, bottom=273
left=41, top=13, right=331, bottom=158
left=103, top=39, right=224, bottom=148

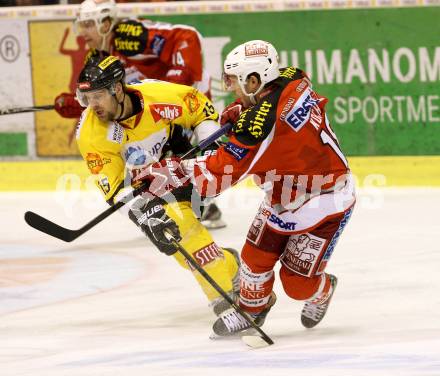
left=223, top=74, right=255, bottom=106
left=223, top=74, right=244, bottom=97
left=76, top=20, right=103, bottom=50
left=84, top=89, right=118, bottom=121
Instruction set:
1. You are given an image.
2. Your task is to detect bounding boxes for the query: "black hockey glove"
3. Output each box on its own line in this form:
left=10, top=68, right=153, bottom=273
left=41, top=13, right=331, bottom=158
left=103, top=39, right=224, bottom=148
left=128, top=197, right=182, bottom=256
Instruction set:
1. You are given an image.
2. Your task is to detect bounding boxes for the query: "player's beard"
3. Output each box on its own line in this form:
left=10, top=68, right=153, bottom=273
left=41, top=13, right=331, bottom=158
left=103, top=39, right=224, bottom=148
left=93, top=101, right=118, bottom=122
left=94, top=107, right=114, bottom=122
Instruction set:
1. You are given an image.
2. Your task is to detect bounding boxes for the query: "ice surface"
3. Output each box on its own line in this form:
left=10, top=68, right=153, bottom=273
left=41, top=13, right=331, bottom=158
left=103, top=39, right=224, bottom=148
left=0, top=187, right=439, bottom=376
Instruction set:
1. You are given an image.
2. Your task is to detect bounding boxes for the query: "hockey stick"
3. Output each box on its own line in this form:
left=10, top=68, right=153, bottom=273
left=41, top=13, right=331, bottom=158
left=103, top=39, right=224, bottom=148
left=24, top=123, right=233, bottom=242
left=164, top=230, right=274, bottom=348
left=0, top=105, right=54, bottom=115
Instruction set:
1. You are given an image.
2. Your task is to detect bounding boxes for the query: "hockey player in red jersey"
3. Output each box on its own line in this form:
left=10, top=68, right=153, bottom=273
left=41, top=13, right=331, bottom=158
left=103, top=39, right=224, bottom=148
left=135, top=40, right=356, bottom=336
left=55, top=0, right=211, bottom=119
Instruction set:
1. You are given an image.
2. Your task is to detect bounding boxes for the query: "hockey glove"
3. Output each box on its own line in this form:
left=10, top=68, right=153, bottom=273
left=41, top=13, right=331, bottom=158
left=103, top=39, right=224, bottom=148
left=135, top=157, right=190, bottom=198
left=128, top=197, right=181, bottom=256
left=54, top=92, right=83, bottom=118
left=220, top=99, right=244, bottom=129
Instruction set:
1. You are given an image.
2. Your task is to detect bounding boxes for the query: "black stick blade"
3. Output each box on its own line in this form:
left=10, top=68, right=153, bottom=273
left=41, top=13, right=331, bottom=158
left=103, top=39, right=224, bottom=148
left=24, top=211, right=79, bottom=242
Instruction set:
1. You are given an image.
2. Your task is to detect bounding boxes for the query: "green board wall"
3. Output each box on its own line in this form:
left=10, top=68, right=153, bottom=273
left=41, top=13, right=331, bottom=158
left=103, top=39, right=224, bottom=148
left=147, top=7, right=440, bottom=156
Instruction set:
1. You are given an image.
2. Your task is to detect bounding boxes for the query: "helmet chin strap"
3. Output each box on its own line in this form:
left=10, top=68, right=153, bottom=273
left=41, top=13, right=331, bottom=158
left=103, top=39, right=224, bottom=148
left=97, top=21, right=113, bottom=52
left=98, top=32, right=111, bottom=52
left=240, top=82, right=263, bottom=105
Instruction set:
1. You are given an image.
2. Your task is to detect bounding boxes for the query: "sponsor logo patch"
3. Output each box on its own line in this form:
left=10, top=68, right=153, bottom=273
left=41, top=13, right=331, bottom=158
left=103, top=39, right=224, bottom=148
left=114, top=20, right=147, bottom=57
left=149, top=103, right=183, bottom=122
left=224, top=142, right=249, bottom=161
left=85, top=153, right=111, bottom=174
left=188, top=243, right=224, bottom=269
left=98, top=56, right=119, bottom=70
left=320, top=208, right=353, bottom=263
left=268, top=214, right=296, bottom=231
left=247, top=205, right=271, bottom=245
left=150, top=35, right=165, bottom=56
left=124, top=146, right=147, bottom=166
left=235, top=100, right=272, bottom=139
left=281, top=233, right=326, bottom=277
left=248, top=100, right=272, bottom=138
left=183, top=91, right=200, bottom=114
left=279, top=97, right=295, bottom=121
left=107, top=122, right=124, bottom=144
left=279, top=66, right=298, bottom=79
left=124, top=131, right=169, bottom=178
left=296, top=78, right=308, bottom=93
left=284, top=88, right=320, bottom=132
left=245, top=42, right=269, bottom=57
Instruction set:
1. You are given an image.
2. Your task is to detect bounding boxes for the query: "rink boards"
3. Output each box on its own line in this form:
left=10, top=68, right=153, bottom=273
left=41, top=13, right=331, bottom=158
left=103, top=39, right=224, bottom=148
left=0, top=155, right=439, bottom=191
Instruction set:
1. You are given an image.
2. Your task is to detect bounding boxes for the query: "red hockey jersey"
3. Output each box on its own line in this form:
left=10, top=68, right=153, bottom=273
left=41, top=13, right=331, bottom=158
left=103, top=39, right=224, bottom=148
left=110, top=19, right=209, bottom=93
left=183, top=67, right=350, bottom=207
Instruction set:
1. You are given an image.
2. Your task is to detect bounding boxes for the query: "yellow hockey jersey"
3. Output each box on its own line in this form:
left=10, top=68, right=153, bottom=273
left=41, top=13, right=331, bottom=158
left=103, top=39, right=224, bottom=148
left=76, top=80, right=218, bottom=202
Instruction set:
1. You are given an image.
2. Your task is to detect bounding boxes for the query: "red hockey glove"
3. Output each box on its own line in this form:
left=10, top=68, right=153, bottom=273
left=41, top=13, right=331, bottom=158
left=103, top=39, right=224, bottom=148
left=135, top=157, right=190, bottom=198
left=220, top=98, right=244, bottom=127
left=165, top=66, right=193, bottom=86
left=54, top=93, right=83, bottom=118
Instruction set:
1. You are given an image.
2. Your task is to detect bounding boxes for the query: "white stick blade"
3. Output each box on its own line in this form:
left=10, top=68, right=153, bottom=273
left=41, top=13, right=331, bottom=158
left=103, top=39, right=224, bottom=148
left=242, top=335, right=272, bottom=349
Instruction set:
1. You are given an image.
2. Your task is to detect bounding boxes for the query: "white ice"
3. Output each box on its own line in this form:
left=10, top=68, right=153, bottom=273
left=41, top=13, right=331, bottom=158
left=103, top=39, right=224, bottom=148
left=0, top=187, right=439, bottom=376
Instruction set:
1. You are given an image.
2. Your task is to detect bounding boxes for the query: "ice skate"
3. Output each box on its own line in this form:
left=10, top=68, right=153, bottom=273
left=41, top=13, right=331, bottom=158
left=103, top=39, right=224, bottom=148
left=301, top=274, right=338, bottom=329
left=201, top=201, right=227, bottom=229
left=211, top=292, right=277, bottom=337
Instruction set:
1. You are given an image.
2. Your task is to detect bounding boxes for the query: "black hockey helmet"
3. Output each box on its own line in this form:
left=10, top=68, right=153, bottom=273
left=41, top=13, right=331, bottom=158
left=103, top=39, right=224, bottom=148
left=76, top=55, right=125, bottom=106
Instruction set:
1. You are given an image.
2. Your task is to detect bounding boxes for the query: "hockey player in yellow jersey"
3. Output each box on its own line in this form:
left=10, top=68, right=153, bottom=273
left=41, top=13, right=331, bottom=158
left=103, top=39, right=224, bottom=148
left=75, top=55, right=239, bottom=323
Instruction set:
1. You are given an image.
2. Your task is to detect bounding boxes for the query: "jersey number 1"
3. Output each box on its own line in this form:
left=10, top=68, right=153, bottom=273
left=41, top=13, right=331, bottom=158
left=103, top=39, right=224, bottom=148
left=320, top=119, right=348, bottom=168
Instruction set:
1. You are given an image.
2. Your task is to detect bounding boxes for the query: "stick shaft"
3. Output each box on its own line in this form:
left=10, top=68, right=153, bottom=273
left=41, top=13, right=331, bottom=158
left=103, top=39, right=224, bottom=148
left=167, top=235, right=274, bottom=346
left=24, top=123, right=232, bottom=241
left=0, top=105, right=54, bottom=115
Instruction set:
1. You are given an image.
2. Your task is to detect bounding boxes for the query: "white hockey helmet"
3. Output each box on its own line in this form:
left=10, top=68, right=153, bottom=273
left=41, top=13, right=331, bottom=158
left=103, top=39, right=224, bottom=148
left=75, top=0, right=118, bottom=36
left=223, top=40, right=279, bottom=102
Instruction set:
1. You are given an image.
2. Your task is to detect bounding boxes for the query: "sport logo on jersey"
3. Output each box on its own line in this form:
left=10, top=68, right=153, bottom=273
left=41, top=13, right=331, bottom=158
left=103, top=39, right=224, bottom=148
left=245, top=42, right=268, bottom=57
left=268, top=214, right=296, bottom=231
left=149, top=103, right=183, bottom=123
left=284, top=88, right=320, bottom=132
